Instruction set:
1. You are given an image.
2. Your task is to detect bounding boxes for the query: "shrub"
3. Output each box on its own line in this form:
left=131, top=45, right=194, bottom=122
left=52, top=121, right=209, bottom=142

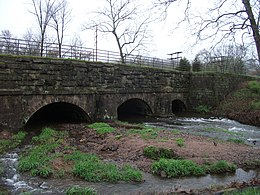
left=143, top=146, right=177, bottom=160
left=0, top=131, right=27, bottom=154
left=195, top=105, right=212, bottom=113
left=175, top=138, right=185, bottom=147
left=250, top=100, right=260, bottom=109
left=88, top=122, right=115, bottom=135
left=151, top=159, right=205, bottom=178
left=66, top=186, right=97, bottom=195
left=248, top=80, right=260, bottom=94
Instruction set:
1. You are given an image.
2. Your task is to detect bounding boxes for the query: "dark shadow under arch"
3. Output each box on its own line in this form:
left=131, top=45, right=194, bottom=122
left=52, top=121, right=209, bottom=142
left=117, top=98, right=153, bottom=120
left=172, top=99, right=186, bottom=114
left=24, top=102, right=91, bottom=130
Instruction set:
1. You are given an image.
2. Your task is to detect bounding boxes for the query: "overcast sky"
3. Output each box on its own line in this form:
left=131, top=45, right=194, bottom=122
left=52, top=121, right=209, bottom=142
left=0, top=0, right=252, bottom=60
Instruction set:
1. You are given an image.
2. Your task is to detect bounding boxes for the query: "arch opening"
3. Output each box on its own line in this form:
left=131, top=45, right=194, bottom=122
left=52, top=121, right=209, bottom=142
left=24, top=102, right=91, bottom=130
left=117, top=98, right=153, bottom=121
left=172, top=99, right=186, bottom=114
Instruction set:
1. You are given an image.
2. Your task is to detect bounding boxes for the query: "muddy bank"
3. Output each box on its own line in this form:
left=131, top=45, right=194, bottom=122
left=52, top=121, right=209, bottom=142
left=1, top=121, right=260, bottom=194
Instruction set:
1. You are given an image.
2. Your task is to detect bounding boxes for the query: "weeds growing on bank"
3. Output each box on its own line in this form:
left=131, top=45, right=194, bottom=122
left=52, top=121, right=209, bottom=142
left=143, top=146, right=179, bottom=160
left=203, top=127, right=242, bottom=136
left=18, top=127, right=143, bottom=182
left=66, top=186, right=97, bottom=195
left=88, top=122, right=115, bottom=135
left=151, top=158, right=236, bottom=178
left=67, top=151, right=142, bottom=182
left=128, top=126, right=160, bottom=139
left=175, top=138, right=185, bottom=147
left=0, top=131, right=27, bottom=154
left=225, top=187, right=260, bottom=195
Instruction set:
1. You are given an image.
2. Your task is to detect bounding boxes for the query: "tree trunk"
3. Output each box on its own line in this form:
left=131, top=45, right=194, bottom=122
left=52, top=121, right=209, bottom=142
left=242, top=0, right=260, bottom=64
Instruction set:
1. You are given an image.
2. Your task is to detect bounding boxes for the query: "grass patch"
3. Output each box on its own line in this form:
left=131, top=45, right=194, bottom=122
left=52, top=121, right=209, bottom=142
left=171, top=129, right=181, bottom=134
left=225, top=187, right=260, bottom=195
left=151, top=159, right=237, bottom=178
left=152, top=159, right=205, bottom=178
left=18, top=128, right=142, bottom=183
left=18, top=128, right=66, bottom=178
left=88, top=122, right=115, bottom=135
left=67, top=151, right=142, bottom=182
left=250, top=100, right=260, bottom=109
left=248, top=80, right=260, bottom=94
left=227, top=138, right=244, bottom=144
left=66, top=186, right=97, bottom=195
left=203, top=160, right=237, bottom=174
left=203, top=127, right=242, bottom=135
left=175, top=138, right=185, bottom=147
left=0, top=131, right=27, bottom=154
left=143, top=146, right=178, bottom=160
left=128, top=126, right=159, bottom=139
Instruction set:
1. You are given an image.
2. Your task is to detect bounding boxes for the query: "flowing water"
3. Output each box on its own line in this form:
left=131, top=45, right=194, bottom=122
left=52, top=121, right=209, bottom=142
left=146, top=117, right=260, bottom=146
left=0, top=117, right=259, bottom=194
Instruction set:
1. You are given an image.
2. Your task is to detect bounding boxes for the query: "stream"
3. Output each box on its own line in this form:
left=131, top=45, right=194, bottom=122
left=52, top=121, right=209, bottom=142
left=0, top=117, right=259, bottom=194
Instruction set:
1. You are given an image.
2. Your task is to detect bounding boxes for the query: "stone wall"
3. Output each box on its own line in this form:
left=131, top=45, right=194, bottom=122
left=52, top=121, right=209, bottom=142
left=0, top=55, right=255, bottom=131
left=188, top=73, right=255, bottom=109
left=0, top=55, right=190, bottom=131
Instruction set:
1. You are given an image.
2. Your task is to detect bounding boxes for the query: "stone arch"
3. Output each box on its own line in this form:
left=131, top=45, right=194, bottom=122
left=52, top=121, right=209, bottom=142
left=117, top=98, right=153, bottom=120
left=172, top=99, right=186, bottom=114
left=24, top=100, right=91, bottom=129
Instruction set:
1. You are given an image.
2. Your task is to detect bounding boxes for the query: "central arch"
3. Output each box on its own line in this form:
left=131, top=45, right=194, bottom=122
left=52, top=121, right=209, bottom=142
left=24, top=102, right=91, bottom=130
left=117, top=98, right=153, bottom=120
left=172, top=99, right=186, bottom=114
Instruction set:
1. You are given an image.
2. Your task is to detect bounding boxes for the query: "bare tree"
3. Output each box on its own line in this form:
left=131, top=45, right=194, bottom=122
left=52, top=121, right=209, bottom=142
left=195, top=44, right=248, bottom=74
left=49, top=0, right=72, bottom=58
left=29, top=0, right=59, bottom=56
left=22, top=30, right=41, bottom=55
left=156, top=0, right=260, bottom=64
left=85, top=0, right=153, bottom=63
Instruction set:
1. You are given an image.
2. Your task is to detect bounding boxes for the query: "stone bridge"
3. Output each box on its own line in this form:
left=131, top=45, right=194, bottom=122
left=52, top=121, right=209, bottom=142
left=0, top=55, right=251, bottom=131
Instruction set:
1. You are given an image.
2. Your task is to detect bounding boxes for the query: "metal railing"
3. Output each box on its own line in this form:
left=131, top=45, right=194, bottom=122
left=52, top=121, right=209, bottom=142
left=0, top=36, right=251, bottom=74
left=0, top=36, right=181, bottom=70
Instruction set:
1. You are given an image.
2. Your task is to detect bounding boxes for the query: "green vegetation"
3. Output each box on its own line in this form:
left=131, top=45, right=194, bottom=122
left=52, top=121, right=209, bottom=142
left=250, top=100, right=260, bottom=109
left=0, top=131, right=27, bottom=154
left=175, top=138, right=185, bottom=147
left=248, top=80, right=260, bottom=94
left=0, top=162, right=3, bottom=176
left=152, top=159, right=205, bottom=178
left=203, top=160, right=237, bottom=174
left=18, top=128, right=65, bottom=178
left=66, top=186, right=97, bottom=195
left=88, top=122, right=115, bottom=135
left=18, top=127, right=142, bottom=183
left=224, top=187, right=260, bottom=195
left=203, top=127, right=242, bottom=136
left=171, top=129, right=181, bottom=134
left=143, top=146, right=178, bottom=160
left=128, top=126, right=159, bottom=139
left=151, top=159, right=237, bottom=178
left=227, top=138, right=244, bottom=144
left=195, top=105, right=212, bottom=113
left=69, top=151, right=142, bottom=182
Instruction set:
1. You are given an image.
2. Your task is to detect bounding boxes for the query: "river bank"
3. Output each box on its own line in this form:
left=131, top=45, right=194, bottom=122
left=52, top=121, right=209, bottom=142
left=0, top=120, right=259, bottom=194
